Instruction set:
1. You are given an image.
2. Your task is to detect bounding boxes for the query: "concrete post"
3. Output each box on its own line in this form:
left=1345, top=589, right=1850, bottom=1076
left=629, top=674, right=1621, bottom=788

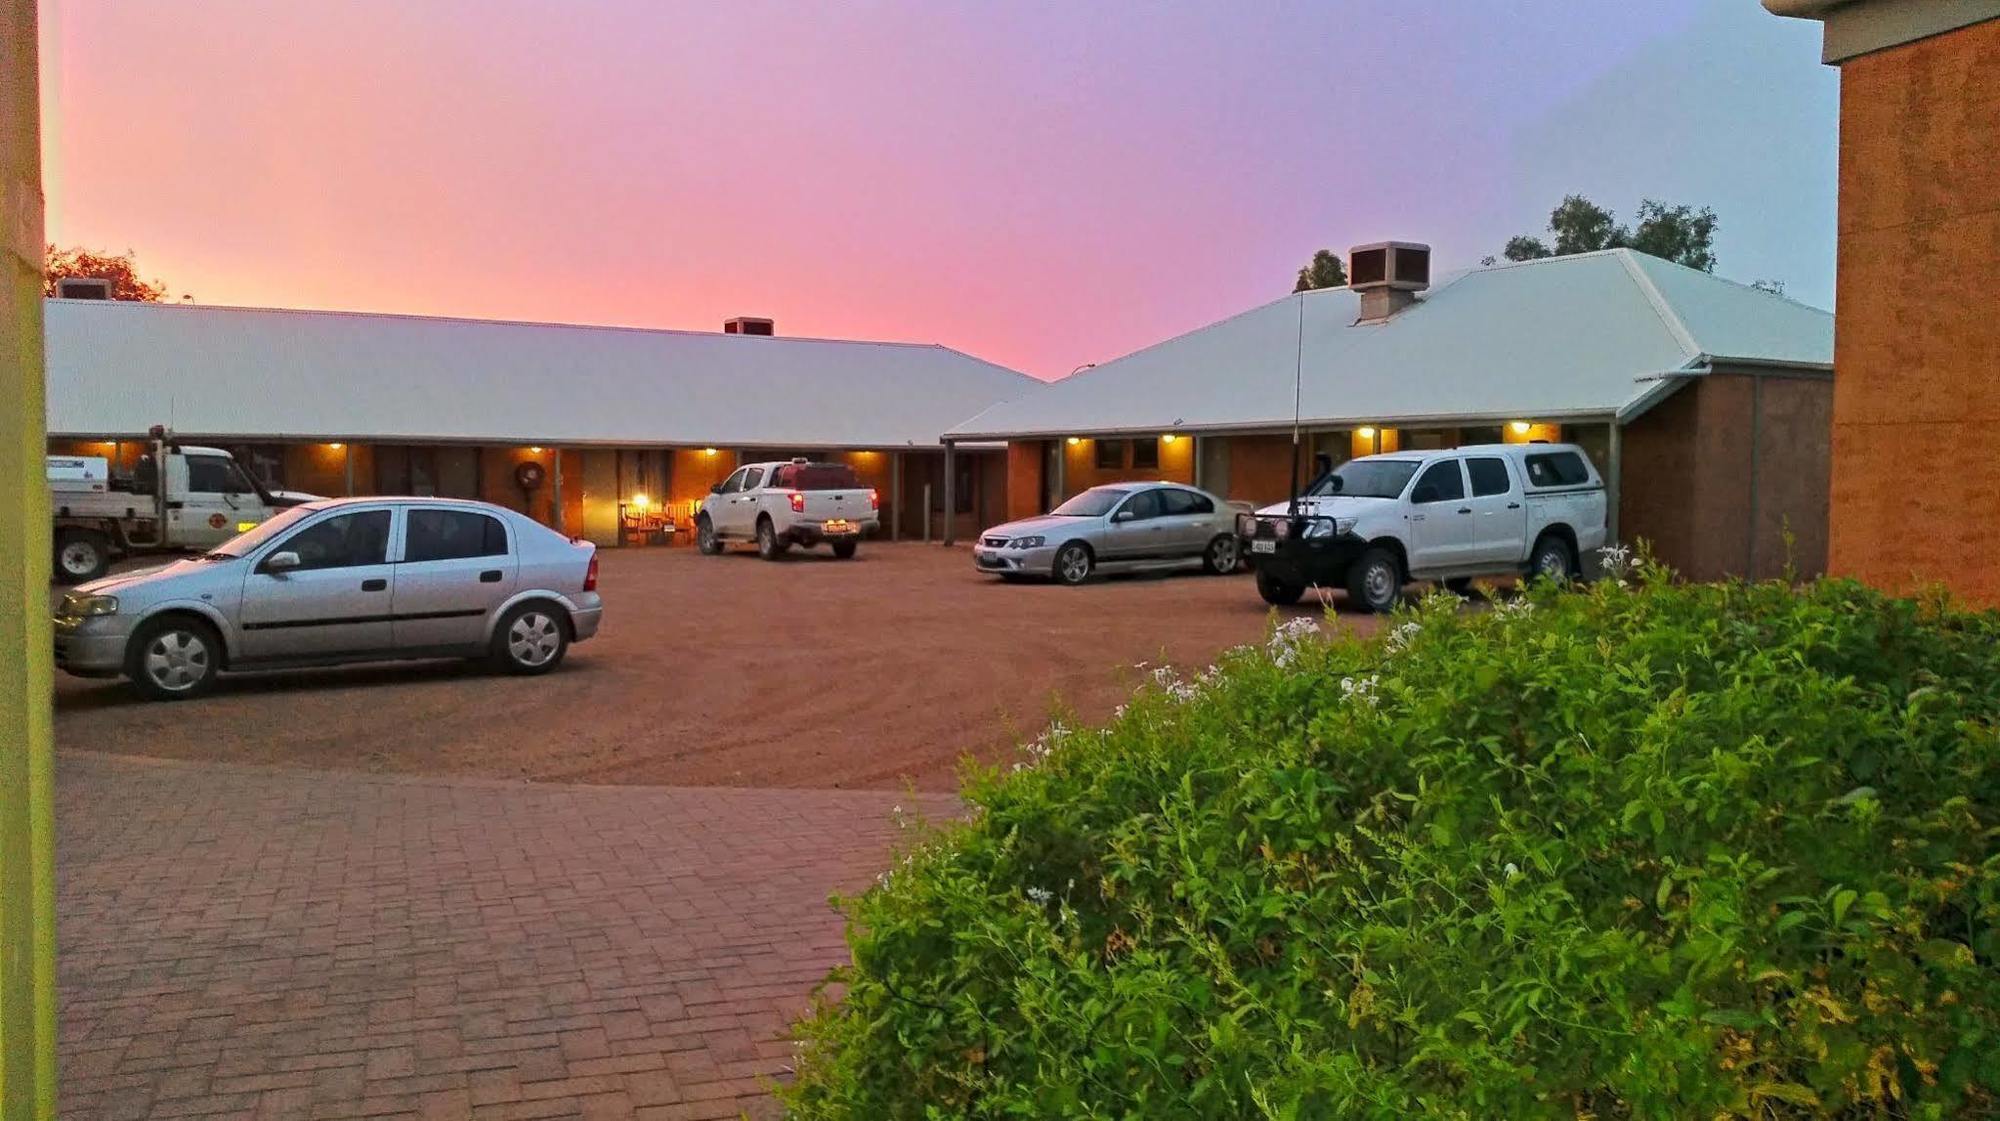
left=941, top=441, right=957, bottom=545
left=343, top=444, right=354, bottom=496
left=1, top=0, right=60, bottom=1112
left=1606, top=421, right=1623, bottom=546
left=550, top=449, right=564, bottom=532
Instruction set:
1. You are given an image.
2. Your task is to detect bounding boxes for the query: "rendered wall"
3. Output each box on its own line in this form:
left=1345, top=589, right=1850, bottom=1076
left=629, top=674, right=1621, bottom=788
left=1827, top=16, right=2000, bottom=604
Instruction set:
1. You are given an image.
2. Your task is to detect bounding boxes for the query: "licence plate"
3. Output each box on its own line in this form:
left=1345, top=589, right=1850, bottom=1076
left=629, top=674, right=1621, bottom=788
left=1251, top=539, right=1276, bottom=554
left=823, top=520, right=854, bottom=535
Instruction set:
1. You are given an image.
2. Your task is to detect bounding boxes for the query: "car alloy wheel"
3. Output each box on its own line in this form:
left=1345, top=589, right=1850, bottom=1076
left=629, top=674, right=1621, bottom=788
left=142, top=628, right=211, bottom=694
left=697, top=520, right=717, bottom=554
left=1055, top=544, right=1091, bottom=585
left=508, top=610, right=562, bottom=667
left=1206, top=535, right=1238, bottom=574
left=1532, top=537, right=1574, bottom=583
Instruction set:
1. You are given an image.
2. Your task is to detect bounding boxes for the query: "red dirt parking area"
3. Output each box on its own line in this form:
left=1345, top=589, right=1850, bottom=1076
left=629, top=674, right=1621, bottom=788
left=54, top=543, right=1371, bottom=790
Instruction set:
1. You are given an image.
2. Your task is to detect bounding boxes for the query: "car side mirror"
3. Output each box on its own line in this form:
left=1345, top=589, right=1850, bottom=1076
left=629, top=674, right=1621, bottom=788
left=1411, top=485, right=1438, bottom=504
left=1113, top=509, right=1135, bottom=523
left=710, top=483, right=724, bottom=495
left=263, top=550, right=301, bottom=573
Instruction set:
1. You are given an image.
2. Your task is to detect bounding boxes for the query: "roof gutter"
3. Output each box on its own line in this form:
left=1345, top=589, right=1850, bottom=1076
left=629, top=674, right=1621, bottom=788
left=947, top=406, right=1624, bottom=444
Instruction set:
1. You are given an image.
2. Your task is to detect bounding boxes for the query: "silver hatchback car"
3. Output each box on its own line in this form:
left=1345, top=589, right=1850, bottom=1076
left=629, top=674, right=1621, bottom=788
left=973, top=482, right=1247, bottom=585
left=54, top=497, right=604, bottom=701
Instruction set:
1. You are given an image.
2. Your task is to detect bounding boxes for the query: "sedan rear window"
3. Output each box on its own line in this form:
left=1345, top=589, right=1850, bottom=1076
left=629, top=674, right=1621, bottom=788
left=405, top=509, right=508, bottom=562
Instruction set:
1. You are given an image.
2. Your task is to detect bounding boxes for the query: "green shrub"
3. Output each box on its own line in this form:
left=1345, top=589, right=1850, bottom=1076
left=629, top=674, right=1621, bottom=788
left=782, top=568, right=2000, bottom=1120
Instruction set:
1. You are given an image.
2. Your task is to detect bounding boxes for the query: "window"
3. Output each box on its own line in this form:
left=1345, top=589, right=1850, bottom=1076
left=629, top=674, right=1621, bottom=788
left=1524, top=451, right=1592, bottom=488
left=741, top=467, right=765, bottom=491
left=796, top=463, right=861, bottom=490
left=1131, top=439, right=1160, bottom=470
left=1465, top=457, right=1512, bottom=498
left=1309, top=459, right=1419, bottom=500
left=187, top=454, right=253, bottom=495
left=769, top=464, right=794, bottom=489
left=717, top=469, right=747, bottom=494
left=1457, top=426, right=1504, bottom=447
left=955, top=458, right=974, bottom=514
left=1410, top=460, right=1466, bottom=504
left=1116, top=489, right=1164, bottom=521
left=1160, top=488, right=1212, bottom=516
left=1093, top=439, right=1123, bottom=470
left=404, top=508, right=507, bottom=562
left=1050, top=487, right=1129, bottom=517
left=270, top=509, right=391, bottom=571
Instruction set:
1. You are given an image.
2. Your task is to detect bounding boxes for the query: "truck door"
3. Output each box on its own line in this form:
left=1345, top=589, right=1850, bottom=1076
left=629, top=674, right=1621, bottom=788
left=392, top=507, right=516, bottom=651
left=1462, top=456, right=1529, bottom=564
left=237, top=507, right=398, bottom=661
left=176, top=453, right=268, bottom=548
left=1405, top=459, right=1473, bottom=572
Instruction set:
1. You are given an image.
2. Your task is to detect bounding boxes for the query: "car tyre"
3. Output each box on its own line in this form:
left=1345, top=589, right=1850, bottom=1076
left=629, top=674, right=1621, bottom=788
left=1255, top=568, right=1305, bottom=606
left=125, top=614, right=223, bottom=702
left=1053, top=542, right=1093, bottom=586
left=696, top=516, right=722, bottom=555
left=756, top=517, right=788, bottom=560
left=1528, top=533, right=1577, bottom=585
left=1202, top=534, right=1239, bottom=575
left=54, top=527, right=112, bottom=585
left=491, top=602, right=569, bottom=676
left=831, top=540, right=858, bottom=560
left=1345, top=547, right=1404, bottom=614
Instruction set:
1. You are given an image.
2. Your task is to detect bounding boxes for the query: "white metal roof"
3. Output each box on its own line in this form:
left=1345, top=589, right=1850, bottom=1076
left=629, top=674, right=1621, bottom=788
left=45, top=300, right=1039, bottom=449
left=945, top=249, right=1833, bottom=440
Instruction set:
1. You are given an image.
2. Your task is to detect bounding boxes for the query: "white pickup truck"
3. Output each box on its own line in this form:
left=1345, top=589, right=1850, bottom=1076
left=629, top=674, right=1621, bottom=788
left=1237, top=443, right=1609, bottom=612
left=49, top=432, right=312, bottom=583
left=696, top=458, right=880, bottom=560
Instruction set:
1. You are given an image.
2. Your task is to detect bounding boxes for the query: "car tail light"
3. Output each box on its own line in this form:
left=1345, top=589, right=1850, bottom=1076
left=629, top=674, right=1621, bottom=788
left=788, top=491, right=806, bottom=513
left=583, top=553, right=599, bottom=592
left=868, top=488, right=880, bottom=511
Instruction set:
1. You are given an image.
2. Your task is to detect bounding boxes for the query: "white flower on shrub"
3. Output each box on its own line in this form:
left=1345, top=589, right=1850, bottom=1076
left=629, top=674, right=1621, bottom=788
left=1339, top=674, right=1380, bottom=708
left=1149, top=664, right=1201, bottom=703
left=1493, top=597, right=1535, bottom=618
left=1026, top=886, right=1053, bottom=906
left=1385, top=621, right=1422, bottom=654
left=1268, top=617, right=1321, bottom=667
left=1598, top=543, right=1633, bottom=582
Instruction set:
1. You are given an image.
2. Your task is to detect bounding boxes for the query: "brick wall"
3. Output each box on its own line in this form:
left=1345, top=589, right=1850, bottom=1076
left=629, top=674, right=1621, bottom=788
left=1056, top=436, right=1195, bottom=497
left=1829, top=17, right=2000, bottom=604
left=1005, top=441, right=1044, bottom=520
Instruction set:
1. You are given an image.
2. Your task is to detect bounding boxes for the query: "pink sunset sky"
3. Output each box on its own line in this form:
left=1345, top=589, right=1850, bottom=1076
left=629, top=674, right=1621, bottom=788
left=38, top=0, right=1836, bottom=379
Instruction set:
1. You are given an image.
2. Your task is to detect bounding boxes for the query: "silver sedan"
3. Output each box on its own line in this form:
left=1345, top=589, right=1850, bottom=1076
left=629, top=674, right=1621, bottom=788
left=53, top=497, right=603, bottom=701
left=973, top=482, right=1247, bottom=585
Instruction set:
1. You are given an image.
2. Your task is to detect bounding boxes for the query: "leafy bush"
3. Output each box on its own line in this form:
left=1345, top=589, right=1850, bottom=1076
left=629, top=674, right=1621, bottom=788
left=782, top=567, right=2000, bottom=1120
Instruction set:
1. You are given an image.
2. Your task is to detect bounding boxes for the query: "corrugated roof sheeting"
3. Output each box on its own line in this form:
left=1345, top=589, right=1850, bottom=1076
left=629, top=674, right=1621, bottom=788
left=46, top=301, right=1039, bottom=448
left=947, top=249, right=1833, bottom=439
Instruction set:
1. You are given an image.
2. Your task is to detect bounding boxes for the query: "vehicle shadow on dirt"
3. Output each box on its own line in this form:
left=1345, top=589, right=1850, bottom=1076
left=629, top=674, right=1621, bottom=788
left=54, top=655, right=587, bottom=711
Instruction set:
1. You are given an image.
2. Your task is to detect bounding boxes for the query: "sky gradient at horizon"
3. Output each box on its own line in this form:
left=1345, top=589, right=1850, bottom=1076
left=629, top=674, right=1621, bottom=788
left=39, top=0, right=1837, bottom=379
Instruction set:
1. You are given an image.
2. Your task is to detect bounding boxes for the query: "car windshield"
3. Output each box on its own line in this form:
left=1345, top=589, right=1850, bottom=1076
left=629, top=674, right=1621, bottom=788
left=204, top=505, right=318, bottom=558
left=1308, top=459, right=1422, bottom=500
left=1049, top=487, right=1131, bottom=517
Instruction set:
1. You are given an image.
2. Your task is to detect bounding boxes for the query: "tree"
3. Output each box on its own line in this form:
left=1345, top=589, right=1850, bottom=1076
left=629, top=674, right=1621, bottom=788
left=1498, top=194, right=1719, bottom=272
left=1292, top=249, right=1347, bottom=292
left=1625, top=200, right=1718, bottom=273
left=43, top=245, right=167, bottom=300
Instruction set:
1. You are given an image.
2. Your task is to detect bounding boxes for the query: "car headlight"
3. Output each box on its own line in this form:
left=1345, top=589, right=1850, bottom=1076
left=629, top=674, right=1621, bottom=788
left=1010, top=535, right=1045, bottom=549
left=1235, top=512, right=1257, bottom=537
left=1336, top=517, right=1357, bottom=536
left=1302, top=519, right=1334, bottom=539
left=65, top=593, right=119, bottom=617
left=1273, top=518, right=1293, bottom=540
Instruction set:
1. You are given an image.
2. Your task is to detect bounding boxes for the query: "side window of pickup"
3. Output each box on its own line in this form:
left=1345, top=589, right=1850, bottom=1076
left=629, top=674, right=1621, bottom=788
left=741, top=467, right=765, bottom=492
left=1525, top=451, right=1591, bottom=488
left=1409, top=460, right=1466, bottom=504
left=1465, top=457, right=1512, bottom=497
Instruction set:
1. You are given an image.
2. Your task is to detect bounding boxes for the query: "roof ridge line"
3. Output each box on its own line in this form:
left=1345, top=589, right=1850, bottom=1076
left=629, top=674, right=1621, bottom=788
left=1613, top=249, right=1703, bottom=359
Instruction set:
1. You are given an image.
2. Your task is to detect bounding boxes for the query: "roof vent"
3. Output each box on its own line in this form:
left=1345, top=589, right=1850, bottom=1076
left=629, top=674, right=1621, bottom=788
left=54, top=277, right=114, bottom=300
left=723, top=316, right=774, bottom=336
left=1347, top=241, right=1430, bottom=323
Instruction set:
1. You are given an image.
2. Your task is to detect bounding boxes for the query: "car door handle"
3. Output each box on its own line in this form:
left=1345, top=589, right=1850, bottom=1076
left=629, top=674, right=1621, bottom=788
left=1507, top=502, right=1522, bottom=509
left=361, top=578, right=387, bottom=592
left=1457, top=507, right=1473, bottom=515
left=479, top=570, right=502, bottom=583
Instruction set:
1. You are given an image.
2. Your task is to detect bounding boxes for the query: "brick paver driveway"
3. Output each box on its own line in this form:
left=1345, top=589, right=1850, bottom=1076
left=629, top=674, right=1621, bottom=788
left=57, top=752, right=956, bottom=1120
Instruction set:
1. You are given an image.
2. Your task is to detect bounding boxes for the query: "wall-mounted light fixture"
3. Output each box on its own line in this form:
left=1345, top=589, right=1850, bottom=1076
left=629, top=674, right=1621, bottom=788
left=529, top=446, right=544, bottom=453
left=1509, top=422, right=1532, bottom=435
left=1161, top=434, right=1178, bottom=444
left=701, top=447, right=718, bottom=457
left=631, top=493, right=649, bottom=509
left=1066, top=436, right=1082, bottom=445
left=328, top=442, right=345, bottom=450
left=1355, top=427, right=1376, bottom=439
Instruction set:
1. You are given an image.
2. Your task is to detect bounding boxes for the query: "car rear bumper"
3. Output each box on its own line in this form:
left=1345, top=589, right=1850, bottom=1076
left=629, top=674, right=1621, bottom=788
left=973, top=543, right=1058, bottom=576
left=1241, top=532, right=1368, bottom=588
left=53, top=615, right=130, bottom=677
left=785, top=519, right=879, bottom=546
left=568, top=593, right=604, bottom=643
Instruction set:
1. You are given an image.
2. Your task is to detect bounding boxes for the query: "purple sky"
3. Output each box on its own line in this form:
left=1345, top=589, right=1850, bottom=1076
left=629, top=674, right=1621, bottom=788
left=40, top=0, right=1837, bottom=378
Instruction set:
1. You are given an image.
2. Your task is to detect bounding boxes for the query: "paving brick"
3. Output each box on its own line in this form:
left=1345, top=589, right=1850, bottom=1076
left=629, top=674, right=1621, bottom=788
left=58, top=752, right=954, bottom=1120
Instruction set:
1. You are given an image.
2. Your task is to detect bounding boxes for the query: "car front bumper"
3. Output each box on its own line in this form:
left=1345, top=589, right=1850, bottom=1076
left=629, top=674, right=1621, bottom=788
left=53, top=613, right=133, bottom=677
left=1241, top=531, right=1369, bottom=589
left=973, top=543, right=1060, bottom=576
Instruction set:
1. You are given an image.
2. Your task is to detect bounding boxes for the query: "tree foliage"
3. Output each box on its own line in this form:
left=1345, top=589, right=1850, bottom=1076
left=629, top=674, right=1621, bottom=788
left=1501, top=195, right=1719, bottom=272
left=43, top=245, right=168, bottom=301
left=1292, top=249, right=1347, bottom=292
left=784, top=567, right=2000, bottom=1119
